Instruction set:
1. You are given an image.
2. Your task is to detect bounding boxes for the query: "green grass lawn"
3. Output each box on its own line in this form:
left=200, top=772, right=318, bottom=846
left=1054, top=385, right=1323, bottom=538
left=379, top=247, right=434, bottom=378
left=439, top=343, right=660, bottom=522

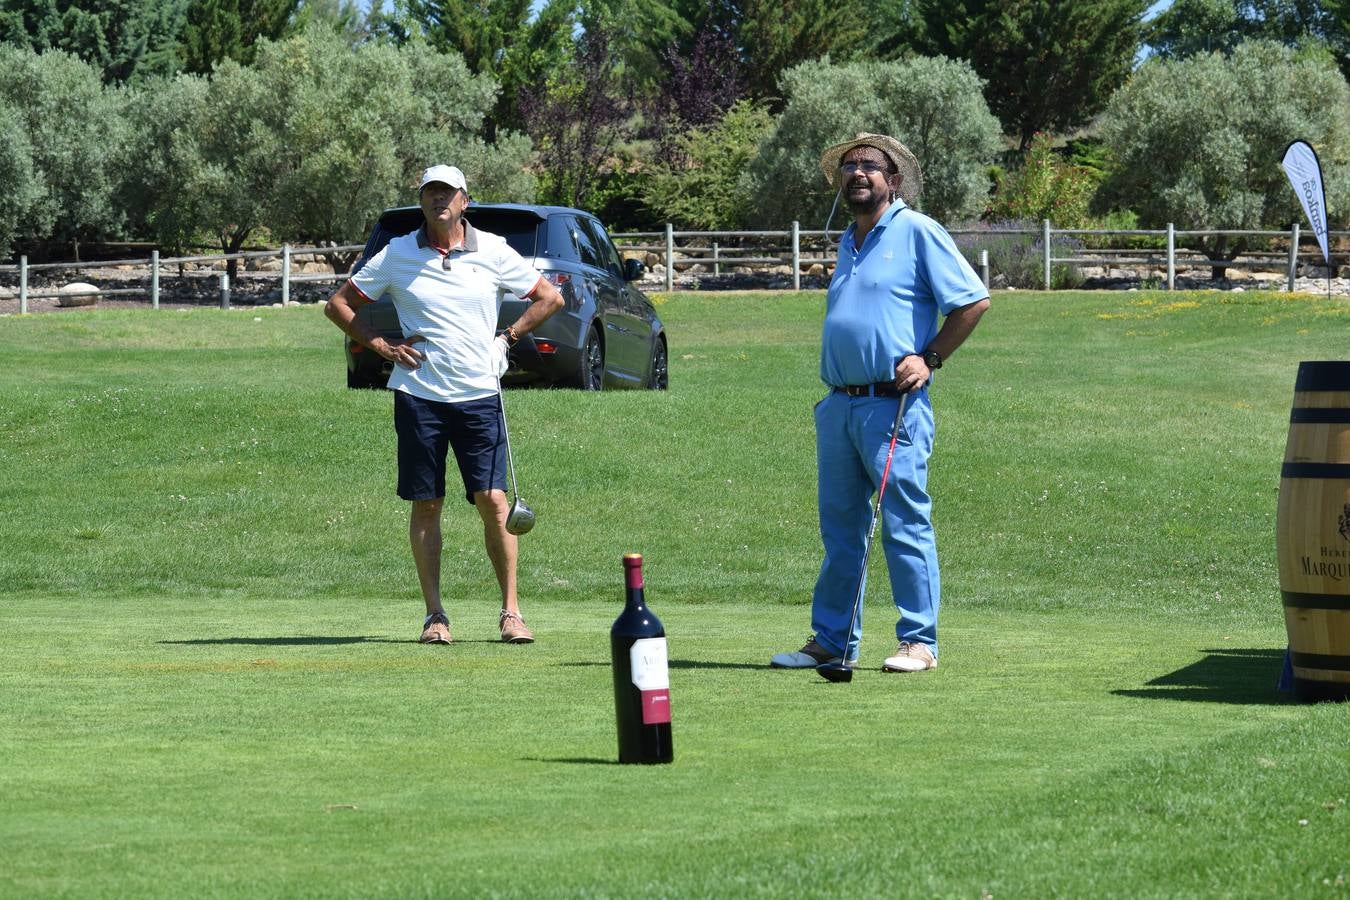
left=1, top=289, right=1348, bottom=897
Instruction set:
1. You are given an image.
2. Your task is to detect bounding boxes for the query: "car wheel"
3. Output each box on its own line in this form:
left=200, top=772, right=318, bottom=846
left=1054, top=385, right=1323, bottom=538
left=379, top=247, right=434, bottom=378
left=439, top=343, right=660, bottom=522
left=647, top=337, right=669, bottom=390
left=576, top=326, right=604, bottom=390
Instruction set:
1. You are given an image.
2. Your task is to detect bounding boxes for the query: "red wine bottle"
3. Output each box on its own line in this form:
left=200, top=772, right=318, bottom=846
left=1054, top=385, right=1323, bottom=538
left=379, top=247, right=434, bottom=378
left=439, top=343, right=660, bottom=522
left=611, top=553, right=673, bottom=764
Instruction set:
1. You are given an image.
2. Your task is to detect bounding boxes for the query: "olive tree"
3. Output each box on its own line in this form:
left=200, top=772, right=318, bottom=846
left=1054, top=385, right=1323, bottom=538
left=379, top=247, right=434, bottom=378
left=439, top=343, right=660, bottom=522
left=247, top=29, right=531, bottom=269
left=743, top=56, right=1003, bottom=228
left=1099, top=40, right=1350, bottom=274
left=121, top=61, right=270, bottom=273
left=0, top=101, right=40, bottom=259
left=125, top=27, right=534, bottom=274
left=0, top=46, right=128, bottom=253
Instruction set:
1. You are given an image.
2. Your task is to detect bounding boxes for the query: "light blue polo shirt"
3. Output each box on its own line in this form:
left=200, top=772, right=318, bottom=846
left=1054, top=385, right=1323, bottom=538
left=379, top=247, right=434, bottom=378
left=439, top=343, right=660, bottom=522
left=821, top=202, right=987, bottom=387
left=350, top=222, right=543, bottom=403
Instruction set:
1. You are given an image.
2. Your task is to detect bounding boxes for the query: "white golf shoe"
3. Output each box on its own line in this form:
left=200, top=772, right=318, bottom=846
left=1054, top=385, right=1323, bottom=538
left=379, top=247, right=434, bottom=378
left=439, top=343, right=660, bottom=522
left=881, top=641, right=937, bottom=673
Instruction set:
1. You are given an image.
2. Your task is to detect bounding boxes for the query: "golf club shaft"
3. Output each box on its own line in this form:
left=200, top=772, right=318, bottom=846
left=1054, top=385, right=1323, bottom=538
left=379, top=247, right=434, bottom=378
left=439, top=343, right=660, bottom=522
left=839, top=391, right=909, bottom=664
left=497, top=379, right=520, bottom=501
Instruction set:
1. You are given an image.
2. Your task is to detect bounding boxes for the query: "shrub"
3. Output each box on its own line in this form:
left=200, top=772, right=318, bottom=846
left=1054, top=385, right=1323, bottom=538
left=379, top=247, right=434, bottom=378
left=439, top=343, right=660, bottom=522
left=642, top=101, right=774, bottom=230
left=986, top=133, right=1095, bottom=227
left=954, top=219, right=1084, bottom=290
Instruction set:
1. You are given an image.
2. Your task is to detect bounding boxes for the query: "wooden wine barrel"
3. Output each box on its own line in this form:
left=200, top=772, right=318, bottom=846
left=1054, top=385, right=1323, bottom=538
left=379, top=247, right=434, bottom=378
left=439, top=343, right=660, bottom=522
left=1277, top=360, right=1350, bottom=702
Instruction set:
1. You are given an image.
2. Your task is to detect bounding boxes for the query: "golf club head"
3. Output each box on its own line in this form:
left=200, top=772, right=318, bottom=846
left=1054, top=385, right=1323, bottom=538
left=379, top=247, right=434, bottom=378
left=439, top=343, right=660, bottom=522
left=816, top=662, right=854, bottom=683
left=505, top=496, right=535, bottom=535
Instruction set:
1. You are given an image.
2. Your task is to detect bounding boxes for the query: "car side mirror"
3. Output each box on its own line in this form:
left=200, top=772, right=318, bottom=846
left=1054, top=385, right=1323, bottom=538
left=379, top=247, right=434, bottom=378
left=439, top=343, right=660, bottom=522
left=622, top=257, right=645, bottom=282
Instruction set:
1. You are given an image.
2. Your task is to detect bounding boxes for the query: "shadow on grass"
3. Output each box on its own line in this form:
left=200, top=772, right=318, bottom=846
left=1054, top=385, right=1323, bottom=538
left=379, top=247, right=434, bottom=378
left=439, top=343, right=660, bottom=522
left=155, top=636, right=522, bottom=646
left=159, top=636, right=391, bottom=646
left=521, top=757, right=620, bottom=766
left=1112, top=648, right=1290, bottom=705
left=558, top=659, right=768, bottom=671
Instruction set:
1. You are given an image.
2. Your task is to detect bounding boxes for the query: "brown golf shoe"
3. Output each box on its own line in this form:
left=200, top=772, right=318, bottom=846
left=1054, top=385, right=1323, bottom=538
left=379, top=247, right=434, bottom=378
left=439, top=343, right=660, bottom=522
left=499, top=610, right=534, bottom=644
left=419, top=612, right=452, bottom=645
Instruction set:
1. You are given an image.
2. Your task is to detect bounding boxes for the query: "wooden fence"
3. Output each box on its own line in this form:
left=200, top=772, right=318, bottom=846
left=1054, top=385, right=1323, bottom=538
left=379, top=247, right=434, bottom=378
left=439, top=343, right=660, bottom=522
left=2, top=223, right=1346, bottom=313
left=0, top=244, right=361, bottom=314
left=611, top=222, right=1348, bottom=292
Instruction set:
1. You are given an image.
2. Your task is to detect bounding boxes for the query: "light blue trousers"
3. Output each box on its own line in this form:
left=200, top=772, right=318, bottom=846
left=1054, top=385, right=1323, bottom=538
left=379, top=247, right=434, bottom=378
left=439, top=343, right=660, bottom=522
left=810, top=389, right=940, bottom=663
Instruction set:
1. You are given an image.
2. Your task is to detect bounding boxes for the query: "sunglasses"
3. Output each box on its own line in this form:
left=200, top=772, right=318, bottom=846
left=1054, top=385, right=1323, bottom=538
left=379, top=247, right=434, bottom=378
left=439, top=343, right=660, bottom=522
left=840, top=161, right=893, bottom=177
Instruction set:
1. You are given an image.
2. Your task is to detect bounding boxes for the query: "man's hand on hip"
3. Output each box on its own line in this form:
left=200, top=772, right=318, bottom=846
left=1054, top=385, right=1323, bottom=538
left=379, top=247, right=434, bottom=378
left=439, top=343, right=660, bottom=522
left=385, top=335, right=425, bottom=369
left=894, top=354, right=931, bottom=393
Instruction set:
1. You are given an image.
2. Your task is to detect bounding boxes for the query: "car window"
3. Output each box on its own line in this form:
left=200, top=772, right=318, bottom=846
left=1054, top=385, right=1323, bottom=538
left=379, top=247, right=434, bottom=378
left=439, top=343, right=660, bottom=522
left=577, top=217, right=624, bottom=278
left=353, top=210, right=423, bottom=276
left=569, top=217, right=608, bottom=273
left=463, top=209, right=540, bottom=257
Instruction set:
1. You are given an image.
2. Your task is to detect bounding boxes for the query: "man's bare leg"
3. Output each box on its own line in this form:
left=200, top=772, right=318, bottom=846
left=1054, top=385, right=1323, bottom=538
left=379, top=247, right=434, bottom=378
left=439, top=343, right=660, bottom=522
left=474, top=489, right=519, bottom=614
left=410, top=498, right=446, bottom=617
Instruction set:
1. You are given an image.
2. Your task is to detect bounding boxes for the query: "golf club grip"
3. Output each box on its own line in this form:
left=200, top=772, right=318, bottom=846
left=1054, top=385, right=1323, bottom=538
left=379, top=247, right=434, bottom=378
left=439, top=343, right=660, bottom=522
left=875, top=392, right=908, bottom=510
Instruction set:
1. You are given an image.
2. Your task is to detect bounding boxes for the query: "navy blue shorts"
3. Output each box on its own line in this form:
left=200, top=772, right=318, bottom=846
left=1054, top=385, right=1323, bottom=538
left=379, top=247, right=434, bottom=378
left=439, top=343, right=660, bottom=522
left=393, top=391, right=506, bottom=504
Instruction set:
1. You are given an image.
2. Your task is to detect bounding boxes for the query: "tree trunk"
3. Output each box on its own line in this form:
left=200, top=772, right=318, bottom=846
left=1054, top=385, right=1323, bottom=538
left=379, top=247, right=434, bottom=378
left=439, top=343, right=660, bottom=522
left=1199, top=234, right=1248, bottom=280
left=319, top=242, right=358, bottom=276
left=221, top=229, right=251, bottom=281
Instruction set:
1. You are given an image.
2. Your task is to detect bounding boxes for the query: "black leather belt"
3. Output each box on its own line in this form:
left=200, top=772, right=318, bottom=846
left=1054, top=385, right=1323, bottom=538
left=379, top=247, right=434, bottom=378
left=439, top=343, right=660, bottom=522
left=833, top=382, right=902, bottom=398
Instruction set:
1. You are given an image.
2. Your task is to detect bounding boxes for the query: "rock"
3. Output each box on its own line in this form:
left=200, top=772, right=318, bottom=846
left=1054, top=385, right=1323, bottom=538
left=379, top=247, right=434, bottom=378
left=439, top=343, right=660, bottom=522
left=644, top=252, right=662, bottom=268
left=807, top=263, right=825, bottom=276
left=58, top=282, right=100, bottom=307
left=246, top=256, right=282, bottom=272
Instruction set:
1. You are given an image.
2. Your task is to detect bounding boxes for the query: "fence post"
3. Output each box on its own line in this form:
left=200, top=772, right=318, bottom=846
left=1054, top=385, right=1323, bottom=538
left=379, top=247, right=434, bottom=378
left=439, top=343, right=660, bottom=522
left=19, top=255, right=27, bottom=314
left=664, top=224, right=674, bottom=292
left=1042, top=219, right=1051, bottom=290
left=282, top=243, right=291, bottom=306
left=219, top=272, right=230, bottom=309
left=1167, top=223, right=1175, bottom=291
left=979, top=249, right=989, bottom=288
left=1287, top=222, right=1300, bottom=291
left=151, top=250, right=160, bottom=309
left=713, top=241, right=720, bottom=277
left=791, top=220, right=801, bottom=291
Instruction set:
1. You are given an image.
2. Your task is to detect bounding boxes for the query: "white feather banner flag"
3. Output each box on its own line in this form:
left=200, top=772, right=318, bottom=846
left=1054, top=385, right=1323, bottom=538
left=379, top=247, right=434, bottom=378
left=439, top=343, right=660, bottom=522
left=1280, top=139, right=1331, bottom=266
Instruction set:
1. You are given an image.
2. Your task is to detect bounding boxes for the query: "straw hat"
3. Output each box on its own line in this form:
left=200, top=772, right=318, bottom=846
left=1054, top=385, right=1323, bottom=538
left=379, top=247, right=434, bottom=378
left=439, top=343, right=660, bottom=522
left=819, top=133, right=922, bottom=207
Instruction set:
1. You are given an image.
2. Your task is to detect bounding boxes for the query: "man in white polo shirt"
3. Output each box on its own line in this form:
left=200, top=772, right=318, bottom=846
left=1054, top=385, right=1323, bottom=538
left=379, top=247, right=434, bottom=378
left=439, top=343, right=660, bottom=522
left=324, top=164, right=564, bottom=646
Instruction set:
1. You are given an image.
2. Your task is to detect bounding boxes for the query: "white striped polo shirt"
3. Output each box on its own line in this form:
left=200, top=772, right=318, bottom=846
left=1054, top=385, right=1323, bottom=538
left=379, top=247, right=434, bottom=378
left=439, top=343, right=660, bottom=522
left=349, top=222, right=545, bottom=403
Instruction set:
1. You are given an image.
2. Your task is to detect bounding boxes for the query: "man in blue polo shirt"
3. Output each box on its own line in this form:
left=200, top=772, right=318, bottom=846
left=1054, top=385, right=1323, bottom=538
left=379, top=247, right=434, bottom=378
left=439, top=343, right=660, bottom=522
left=325, top=165, right=563, bottom=647
left=771, top=134, right=989, bottom=675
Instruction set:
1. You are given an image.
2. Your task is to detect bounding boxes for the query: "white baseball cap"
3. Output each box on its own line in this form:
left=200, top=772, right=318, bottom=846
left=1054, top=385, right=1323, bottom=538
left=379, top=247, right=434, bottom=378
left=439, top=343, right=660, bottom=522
left=418, top=164, right=467, bottom=193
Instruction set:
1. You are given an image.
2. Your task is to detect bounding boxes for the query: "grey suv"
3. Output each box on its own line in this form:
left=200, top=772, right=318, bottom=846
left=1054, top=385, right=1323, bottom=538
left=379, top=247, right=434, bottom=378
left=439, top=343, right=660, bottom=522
left=343, top=203, right=668, bottom=391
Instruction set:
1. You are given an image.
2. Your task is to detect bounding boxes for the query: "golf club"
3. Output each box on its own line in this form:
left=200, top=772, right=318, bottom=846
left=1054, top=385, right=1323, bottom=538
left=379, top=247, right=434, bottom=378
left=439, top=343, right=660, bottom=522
left=818, top=390, right=909, bottom=683
left=497, top=382, right=535, bottom=536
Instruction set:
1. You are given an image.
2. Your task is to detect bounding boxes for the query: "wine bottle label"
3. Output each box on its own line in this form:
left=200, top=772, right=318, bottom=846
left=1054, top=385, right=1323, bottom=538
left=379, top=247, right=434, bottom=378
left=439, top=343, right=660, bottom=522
left=629, top=637, right=671, bottom=725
